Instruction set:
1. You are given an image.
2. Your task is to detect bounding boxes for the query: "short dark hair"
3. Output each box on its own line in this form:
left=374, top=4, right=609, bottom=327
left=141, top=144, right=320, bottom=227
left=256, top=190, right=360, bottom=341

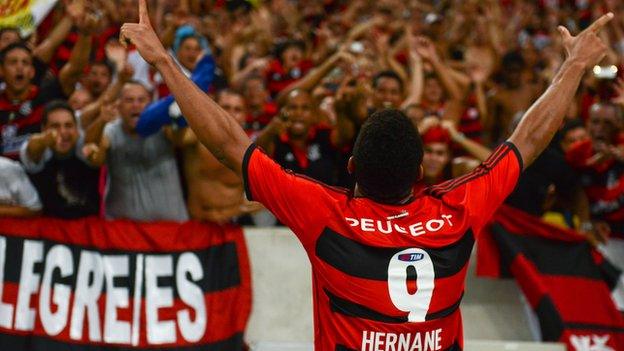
left=42, top=100, right=75, bottom=126
left=372, top=70, right=404, bottom=92
left=0, top=41, right=32, bottom=64
left=352, top=109, right=423, bottom=203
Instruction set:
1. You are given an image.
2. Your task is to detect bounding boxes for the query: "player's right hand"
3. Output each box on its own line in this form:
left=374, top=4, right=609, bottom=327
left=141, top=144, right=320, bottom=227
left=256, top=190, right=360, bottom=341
left=119, top=0, right=169, bottom=67
left=558, top=12, right=613, bottom=69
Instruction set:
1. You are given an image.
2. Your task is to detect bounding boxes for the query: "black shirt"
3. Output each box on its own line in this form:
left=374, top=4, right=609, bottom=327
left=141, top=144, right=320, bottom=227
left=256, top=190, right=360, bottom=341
left=272, top=126, right=339, bottom=185
left=22, top=145, right=100, bottom=219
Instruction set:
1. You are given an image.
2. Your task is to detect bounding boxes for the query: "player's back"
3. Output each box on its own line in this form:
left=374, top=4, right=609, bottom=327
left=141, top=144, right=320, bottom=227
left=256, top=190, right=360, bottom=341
left=309, top=192, right=473, bottom=351
left=243, top=141, right=523, bottom=351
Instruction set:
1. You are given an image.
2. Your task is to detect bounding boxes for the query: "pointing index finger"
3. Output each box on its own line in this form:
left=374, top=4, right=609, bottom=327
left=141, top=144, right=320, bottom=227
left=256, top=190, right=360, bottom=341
left=586, top=12, right=614, bottom=34
left=139, top=0, right=150, bottom=25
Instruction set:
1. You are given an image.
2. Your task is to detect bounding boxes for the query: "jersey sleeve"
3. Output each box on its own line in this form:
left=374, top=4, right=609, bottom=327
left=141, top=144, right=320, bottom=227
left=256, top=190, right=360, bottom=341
left=427, top=141, right=523, bottom=234
left=243, top=144, right=337, bottom=247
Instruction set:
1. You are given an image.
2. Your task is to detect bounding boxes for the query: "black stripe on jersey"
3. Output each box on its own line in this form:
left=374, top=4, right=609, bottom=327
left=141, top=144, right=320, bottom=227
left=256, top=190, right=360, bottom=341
left=506, top=141, right=524, bottom=170
left=425, top=292, right=464, bottom=320
left=242, top=143, right=257, bottom=201
left=315, top=227, right=475, bottom=281
left=336, top=346, right=357, bottom=351
left=326, top=288, right=406, bottom=323
left=326, top=289, right=463, bottom=323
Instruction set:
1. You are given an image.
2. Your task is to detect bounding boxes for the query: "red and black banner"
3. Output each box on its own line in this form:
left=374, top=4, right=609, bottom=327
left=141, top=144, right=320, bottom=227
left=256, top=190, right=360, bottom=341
left=0, top=217, right=251, bottom=350
left=477, top=205, right=624, bottom=350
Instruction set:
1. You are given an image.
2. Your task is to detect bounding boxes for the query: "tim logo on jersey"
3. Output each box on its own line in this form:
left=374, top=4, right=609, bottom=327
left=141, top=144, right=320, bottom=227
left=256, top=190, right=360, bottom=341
left=398, top=253, right=424, bottom=262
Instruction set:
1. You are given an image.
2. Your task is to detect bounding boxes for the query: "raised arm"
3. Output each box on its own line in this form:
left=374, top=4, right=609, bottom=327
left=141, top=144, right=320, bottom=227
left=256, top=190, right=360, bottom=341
left=34, top=0, right=87, bottom=63
left=135, top=53, right=216, bottom=137
left=120, top=0, right=250, bottom=175
left=58, top=12, right=98, bottom=97
left=508, top=13, right=613, bottom=169
left=414, top=36, right=464, bottom=102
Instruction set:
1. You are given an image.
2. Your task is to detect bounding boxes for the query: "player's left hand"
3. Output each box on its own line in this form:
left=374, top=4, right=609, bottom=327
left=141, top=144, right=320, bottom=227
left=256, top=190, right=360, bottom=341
left=558, top=12, right=613, bottom=69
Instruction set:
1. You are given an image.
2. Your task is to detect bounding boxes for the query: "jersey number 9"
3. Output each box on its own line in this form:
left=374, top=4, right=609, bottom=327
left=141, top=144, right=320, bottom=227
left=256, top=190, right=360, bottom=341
left=387, top=248, right=435, bottom=322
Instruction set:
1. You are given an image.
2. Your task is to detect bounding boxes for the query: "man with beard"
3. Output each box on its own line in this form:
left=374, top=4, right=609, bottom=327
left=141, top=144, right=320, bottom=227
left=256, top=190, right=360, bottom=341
left=20, top=101, right=100, bottom=218
left=256, top=89, right=353, bottom=185
left=85, top=81, right=188, bottom=221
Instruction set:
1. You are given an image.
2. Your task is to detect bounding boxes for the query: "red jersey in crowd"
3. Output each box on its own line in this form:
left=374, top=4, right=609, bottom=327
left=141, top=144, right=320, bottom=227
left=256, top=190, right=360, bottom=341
left=272, top=124, right=340, bottom=185
left=0, top=79, right=65, bottom=158
left=566, top=138, right=624, bottom=238
left=243, top=141, right=522, bottom=350
left=265, top=59, right=313, bottom=97
left=245, top=101, right=279, bottom=132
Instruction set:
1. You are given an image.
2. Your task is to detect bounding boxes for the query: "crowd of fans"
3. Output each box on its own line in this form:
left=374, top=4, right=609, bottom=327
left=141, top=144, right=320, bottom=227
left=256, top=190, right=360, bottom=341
left=2, top=0, right=624, bottom=267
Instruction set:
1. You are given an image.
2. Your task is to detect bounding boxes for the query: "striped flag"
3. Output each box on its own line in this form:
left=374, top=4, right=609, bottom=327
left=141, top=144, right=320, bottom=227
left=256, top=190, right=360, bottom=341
left=477, top=205, right=624, bottom=351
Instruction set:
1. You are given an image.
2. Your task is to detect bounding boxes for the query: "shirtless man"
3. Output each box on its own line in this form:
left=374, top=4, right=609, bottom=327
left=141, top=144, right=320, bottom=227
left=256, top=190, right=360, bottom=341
left=487, top=52, right=542, bottom=144
left=182, top=89, right=260, bottom=223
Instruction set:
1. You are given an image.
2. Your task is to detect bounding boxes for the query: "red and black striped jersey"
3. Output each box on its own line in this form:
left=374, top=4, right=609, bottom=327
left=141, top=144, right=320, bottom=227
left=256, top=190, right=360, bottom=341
left=243, top=142, right=523, bottom=351
left=0, top=79, right=65, bottom=158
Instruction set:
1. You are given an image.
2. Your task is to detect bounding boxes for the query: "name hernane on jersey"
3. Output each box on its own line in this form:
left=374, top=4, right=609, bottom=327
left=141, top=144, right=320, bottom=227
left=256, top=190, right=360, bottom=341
left=345, top=215, right=454, bottom=237
left=361, top=329, right=443, bottom=351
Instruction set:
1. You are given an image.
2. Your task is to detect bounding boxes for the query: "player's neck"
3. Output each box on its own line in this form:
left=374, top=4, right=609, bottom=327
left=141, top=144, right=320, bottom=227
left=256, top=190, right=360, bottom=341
left=353, top=184, right=414, bottom=205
